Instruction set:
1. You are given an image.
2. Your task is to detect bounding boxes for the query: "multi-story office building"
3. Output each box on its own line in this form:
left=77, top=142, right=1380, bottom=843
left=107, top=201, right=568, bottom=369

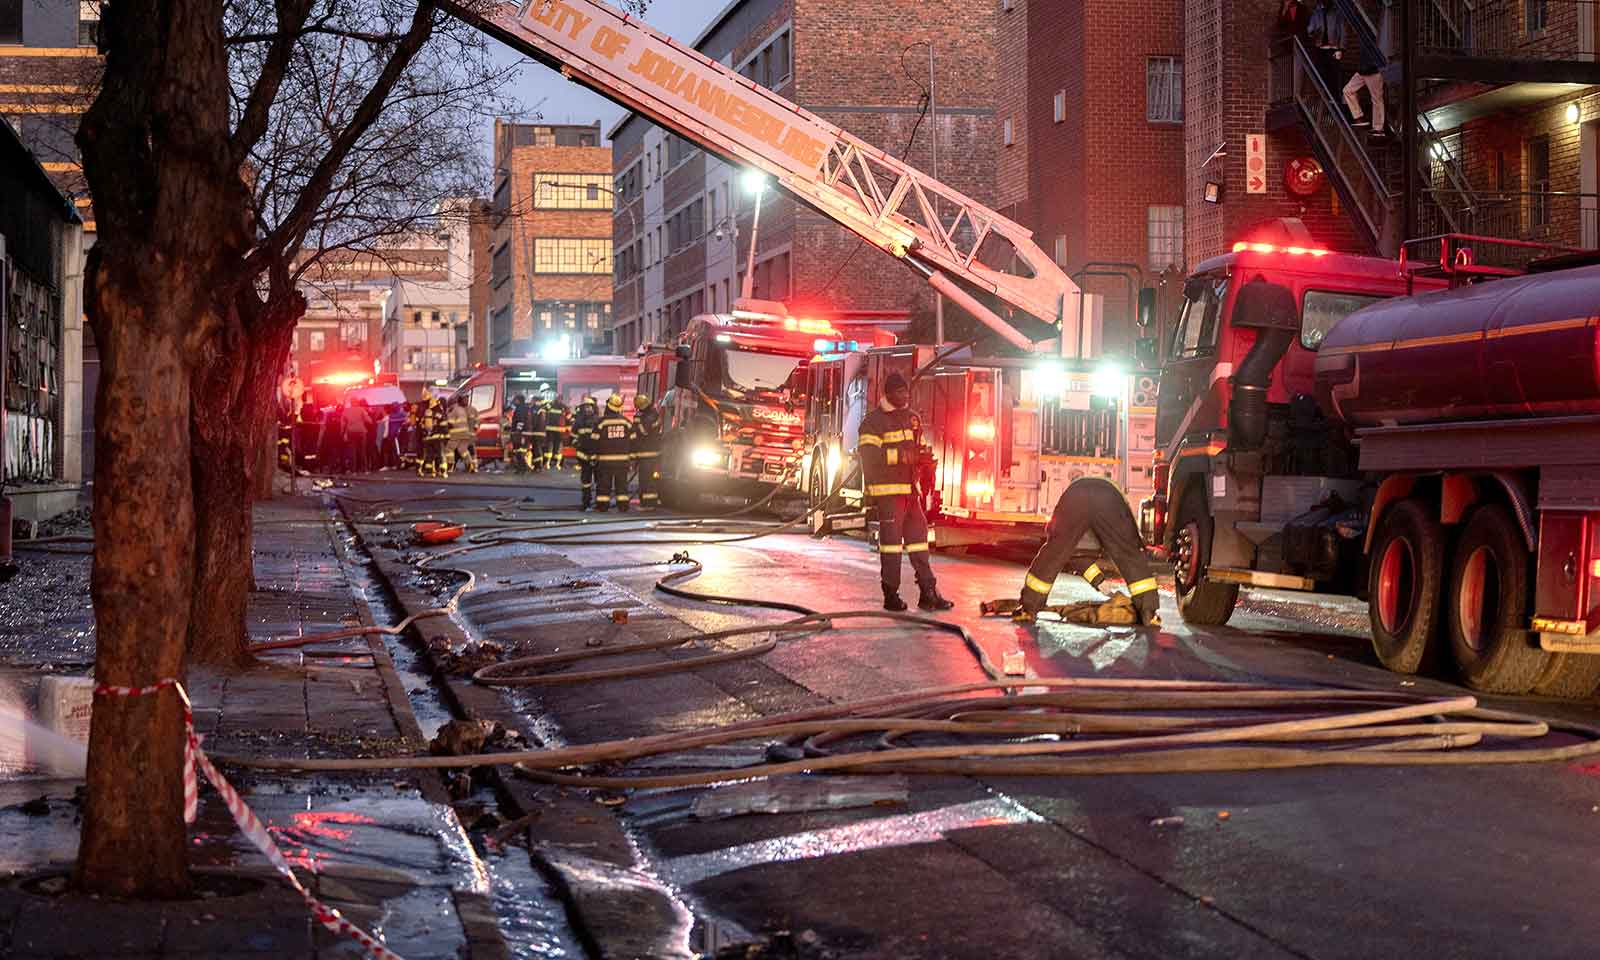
left=488, top=120, right=614, bottom=360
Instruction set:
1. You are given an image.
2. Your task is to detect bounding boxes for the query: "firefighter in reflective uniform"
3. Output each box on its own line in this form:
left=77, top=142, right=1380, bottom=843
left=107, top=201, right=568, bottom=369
left=1013, top=477, right=1160, bottom=625
left=445, top=394, right=479, bottom=474
left=629, top=394, right=662, bottom=509
left=527, top=396, right=548, bottom=472
left=859, top=373, right=953, bottom=612
left=590, top=394, right=632, bottom=512
left=571, top=395, right=600, bottom=509
left=544, top=399, right=569, bottom=470
left=506, top=394, right=530, bottom=472
left=419, top=392, right=450, bottom=477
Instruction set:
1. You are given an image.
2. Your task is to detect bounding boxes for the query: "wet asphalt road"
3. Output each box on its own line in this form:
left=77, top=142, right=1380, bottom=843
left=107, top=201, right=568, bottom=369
left=342, top=471, right=1600, bottom=960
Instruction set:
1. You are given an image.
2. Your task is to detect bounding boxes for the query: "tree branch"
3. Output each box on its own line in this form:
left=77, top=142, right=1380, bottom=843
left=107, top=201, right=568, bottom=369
left=229, top=0, right=317, bottom=166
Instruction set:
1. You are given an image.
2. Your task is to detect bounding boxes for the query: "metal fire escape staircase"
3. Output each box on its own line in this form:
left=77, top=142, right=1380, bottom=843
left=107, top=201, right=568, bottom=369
left=444, top=0, right=1081, bottom=354
left=1271, top=0, right=1478, bottom=255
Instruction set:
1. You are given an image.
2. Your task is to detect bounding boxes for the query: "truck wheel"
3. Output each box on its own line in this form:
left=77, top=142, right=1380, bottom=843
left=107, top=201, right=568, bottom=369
left=1531, top=653, right=1600, bottom=699
left=1172, top=490, right=1239, bottom=626
left=1367, top=498, right=1445, bottom=675
left=808, top=456, right=832, bottom=517
left=1445, top=504, right=1548, bottom=695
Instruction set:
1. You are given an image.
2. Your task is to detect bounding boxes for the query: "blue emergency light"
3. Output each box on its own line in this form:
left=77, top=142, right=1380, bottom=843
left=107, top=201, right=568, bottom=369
left=812, top=338, right=861, bottom=354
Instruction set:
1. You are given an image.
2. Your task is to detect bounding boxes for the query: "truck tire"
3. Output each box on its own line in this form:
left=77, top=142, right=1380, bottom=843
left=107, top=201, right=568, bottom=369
left=1367, top=498, right=1445, bottom=675
left=1172, top=490, right=1239, bottom=626
left=1531, top=653, right=1600, bottom=699
left=1445, top=504, right=1548, bottom=695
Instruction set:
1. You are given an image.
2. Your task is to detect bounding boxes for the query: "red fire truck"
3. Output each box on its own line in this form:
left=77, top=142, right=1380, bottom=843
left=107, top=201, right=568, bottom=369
left=635, top=300, right=822, bottom=509
left=1144, top=230, right=1600, bottom=697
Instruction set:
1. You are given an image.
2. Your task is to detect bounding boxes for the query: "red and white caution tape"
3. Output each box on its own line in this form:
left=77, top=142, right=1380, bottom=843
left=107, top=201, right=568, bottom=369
left=94, top=679, right=404, bottom=960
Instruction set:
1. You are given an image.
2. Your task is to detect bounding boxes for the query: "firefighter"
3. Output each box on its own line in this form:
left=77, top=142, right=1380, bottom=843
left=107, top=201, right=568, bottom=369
left=571, top=395, right=600, bottom=509
left=527, top=395, right=549, bottom=472
left=1012, top=476, right=1160, bottom=625
left=419, top=391, right=450, bottom=477
left=544, top=398, right=569, bottom=470
left=860, top=373, right=953, bottom=612
left=506, top=394, right=530, bottom=473
left=591, top=394, right=633, bottom=512
left=630, top=393, right=662, bottom=509
left=446, top=394, right=479, bottom=474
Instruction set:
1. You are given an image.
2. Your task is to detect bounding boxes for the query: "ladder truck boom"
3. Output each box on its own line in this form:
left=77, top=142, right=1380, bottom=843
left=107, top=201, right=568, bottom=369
left=444, top=0, right=1080, bottom=352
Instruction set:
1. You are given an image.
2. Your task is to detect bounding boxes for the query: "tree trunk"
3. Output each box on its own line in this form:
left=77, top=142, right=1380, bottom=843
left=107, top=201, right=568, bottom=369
left=74, top=270, right=196, bottom=898
left=187, top=308, right=297, bottom=667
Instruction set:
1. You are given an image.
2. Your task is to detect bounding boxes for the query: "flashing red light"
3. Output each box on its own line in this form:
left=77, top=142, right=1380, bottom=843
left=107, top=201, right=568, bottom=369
left=968, top=418, right=995, bottom=442
left=1231, top=241, right=1330, bottom=257
left=314, top=371, right=370, bottom=386
left=965, top=479, right=995, bottom=499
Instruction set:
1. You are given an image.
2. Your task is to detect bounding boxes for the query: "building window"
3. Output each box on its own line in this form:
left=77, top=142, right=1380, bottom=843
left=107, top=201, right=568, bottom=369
left=1053, top=235, right=1067, bottom=267
left=0, top=0, right=21, bottom=43
left=1528, top=135, right=1551, bottom=228
left=1146, top=57, right=1183, bottom=123
left=533, top=237, right=613, bottom=274
left=738, top=27, right=792, bottom=89
left=1525, top=0, right=1548, bottom=34
left=1147, top=205, right=1184, bottom=271
left=535, top=173, right=612, bottom=209
left=491, top=242, right=511, bottom=287
left=1002, top=0, right=1013, bottom=9
left=1053, top=90, right=1066, bottom=124
left=1003, top=117, right=1014, bottom=146
left=78, top=1, right=99, bottom=46
left=340, top=320, right=364, bottom=346
left=309, top=331, right=326, bottom=352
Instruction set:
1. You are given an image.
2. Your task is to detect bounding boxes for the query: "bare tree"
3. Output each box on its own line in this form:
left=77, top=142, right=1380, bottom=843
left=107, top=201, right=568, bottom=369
left=74, top=0, right=514, bottom=896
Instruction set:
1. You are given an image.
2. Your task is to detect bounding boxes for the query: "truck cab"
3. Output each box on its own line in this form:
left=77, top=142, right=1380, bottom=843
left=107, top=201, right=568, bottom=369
left=654, top=301, right=821, bottom=506
left=1147, top=242, right=1438, bottom=623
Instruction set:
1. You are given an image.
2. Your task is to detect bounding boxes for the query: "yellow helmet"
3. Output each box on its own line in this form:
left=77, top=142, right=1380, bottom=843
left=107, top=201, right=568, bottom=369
left=634, top=393, right=653, bottom=410
left=420, top=387, right=433, bottom=402
left=606, top=394, right=624, bottom=412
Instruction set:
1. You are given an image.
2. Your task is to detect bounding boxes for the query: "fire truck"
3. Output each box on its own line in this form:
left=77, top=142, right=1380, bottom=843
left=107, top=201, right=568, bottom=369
left=798, top=343, right=1142, bottom=547
left=1143, top=229, right=1600, bottom=697
left=634, top=300, right=822, bottom=509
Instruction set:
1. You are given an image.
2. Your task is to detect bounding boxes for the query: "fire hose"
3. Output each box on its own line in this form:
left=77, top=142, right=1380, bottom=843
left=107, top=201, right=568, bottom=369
left=217, top=473, right=1600, bottom=788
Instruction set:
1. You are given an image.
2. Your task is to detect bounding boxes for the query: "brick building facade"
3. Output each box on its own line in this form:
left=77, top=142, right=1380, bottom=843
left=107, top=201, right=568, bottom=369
left=609, top=0, right=999, bottom=354
left=488, top=120, right=613, bottom=360
left=996, top=0, right=1189, bottom=356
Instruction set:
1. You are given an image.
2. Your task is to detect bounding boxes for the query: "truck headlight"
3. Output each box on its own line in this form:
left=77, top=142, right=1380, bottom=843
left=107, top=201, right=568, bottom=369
left=691, top=447, right=723, bottom=469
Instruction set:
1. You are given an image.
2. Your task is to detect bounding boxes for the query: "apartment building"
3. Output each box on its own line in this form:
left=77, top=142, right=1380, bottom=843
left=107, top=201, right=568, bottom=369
left=994, top=0, right=1188, bottom=356
left=609, top=0, right=999, bottom=354
left=488, top=120, right=614, bottom=361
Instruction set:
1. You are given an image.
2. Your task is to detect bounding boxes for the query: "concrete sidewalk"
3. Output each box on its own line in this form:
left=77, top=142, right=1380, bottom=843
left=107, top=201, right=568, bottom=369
left=0, top=492, right=509, bottom=959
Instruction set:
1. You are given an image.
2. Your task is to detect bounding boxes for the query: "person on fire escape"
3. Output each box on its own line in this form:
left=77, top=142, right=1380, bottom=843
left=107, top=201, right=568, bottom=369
left=859, top=373, right=954, bottom=613
left=1012, top=477, right=1161, bottom=625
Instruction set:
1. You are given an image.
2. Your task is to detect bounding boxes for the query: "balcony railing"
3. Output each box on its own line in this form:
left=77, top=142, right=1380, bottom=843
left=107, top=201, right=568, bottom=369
left=1417, top=0, right=1600, bottom=61
left=1422, top=188, right=1600, bottom=249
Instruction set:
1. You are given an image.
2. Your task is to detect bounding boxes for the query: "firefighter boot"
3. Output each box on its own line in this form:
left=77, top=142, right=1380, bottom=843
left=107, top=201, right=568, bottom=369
left=882, top=584, right=908, bottom=612
left=917, top=585, right=955, bottom=612
left=468, top=454, right=479, bottom=474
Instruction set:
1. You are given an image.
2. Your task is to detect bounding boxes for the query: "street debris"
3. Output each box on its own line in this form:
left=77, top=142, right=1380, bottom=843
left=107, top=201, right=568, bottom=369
left=1002, top=649, right=1027, bottom=675
left=610, top=609, right=630, bottom=624
left=427, top=635, right=505, bottom=675
left=689, top=775, right=910, bottom=821
left=1217, top=810, right=1232, bottom=820
left=1149, top=815, right=1184, bottom=828
left=429, top=718, right=524, bottom=757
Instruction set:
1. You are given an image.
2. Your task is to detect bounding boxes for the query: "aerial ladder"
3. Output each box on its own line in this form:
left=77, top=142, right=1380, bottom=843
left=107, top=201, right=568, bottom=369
left=442, top=0, right=1083, bottom=352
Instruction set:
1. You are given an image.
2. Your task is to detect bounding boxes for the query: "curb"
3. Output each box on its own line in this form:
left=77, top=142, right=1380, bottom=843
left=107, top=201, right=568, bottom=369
left=334, top=501, right=697, bottom=960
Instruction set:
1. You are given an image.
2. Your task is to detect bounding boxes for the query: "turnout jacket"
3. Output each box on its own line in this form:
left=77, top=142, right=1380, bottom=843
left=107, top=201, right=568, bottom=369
left=589, top=411, right=633, bottom=464
left=571, top=404, right=600, bottom=460
left=630, top=406, right=662, bottom=461
left=857, top=400, right=921, bottom=497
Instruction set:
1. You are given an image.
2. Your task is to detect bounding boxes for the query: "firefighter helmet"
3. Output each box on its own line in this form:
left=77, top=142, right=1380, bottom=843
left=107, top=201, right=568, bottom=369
left=606, top=394, right=625, bottom=412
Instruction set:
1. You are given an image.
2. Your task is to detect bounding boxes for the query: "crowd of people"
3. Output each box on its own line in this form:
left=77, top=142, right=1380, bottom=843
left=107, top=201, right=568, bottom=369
left=278, top=387, right=665, bottom=510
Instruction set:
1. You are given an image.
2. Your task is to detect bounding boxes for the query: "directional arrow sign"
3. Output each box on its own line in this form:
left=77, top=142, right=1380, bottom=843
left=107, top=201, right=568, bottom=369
left=1248, top=174, right=1266, bottom=192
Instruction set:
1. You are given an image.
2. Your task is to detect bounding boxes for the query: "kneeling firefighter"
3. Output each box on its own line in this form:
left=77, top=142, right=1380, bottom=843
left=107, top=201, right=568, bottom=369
left=860, top=373, right=953, bottom=612
left=1012, top=477, right=1160, bottom=625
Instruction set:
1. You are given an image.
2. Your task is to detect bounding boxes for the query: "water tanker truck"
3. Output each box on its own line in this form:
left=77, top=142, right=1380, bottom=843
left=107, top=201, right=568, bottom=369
left=1144, top=231, right=1600, bottom=697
